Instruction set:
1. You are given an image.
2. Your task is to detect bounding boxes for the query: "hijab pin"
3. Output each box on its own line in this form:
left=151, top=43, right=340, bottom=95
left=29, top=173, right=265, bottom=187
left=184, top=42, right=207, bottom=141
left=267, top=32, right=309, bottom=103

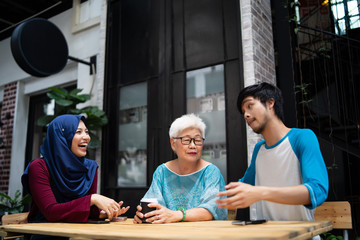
left=62, top=128, right=65, bottom=132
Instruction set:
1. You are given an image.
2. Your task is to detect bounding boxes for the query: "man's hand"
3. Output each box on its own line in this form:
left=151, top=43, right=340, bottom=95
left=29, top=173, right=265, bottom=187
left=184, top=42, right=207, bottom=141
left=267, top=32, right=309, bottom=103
left=216, top=182, right=260, bottom=209
left=216, top=182, right=312, bottom=209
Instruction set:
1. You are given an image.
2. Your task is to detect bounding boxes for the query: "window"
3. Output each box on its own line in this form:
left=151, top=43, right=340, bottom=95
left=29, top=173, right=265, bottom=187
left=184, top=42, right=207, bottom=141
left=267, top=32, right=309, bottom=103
left=186, top=64, right=227, bottom=180
left=331, top=0, right=360, bottom=35
left=117, top=82, right=148, bottom=187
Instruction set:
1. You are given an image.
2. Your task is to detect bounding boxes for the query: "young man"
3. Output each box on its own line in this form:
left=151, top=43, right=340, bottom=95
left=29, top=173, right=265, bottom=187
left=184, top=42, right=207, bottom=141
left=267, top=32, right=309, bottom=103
left=216, top=82, right=328, bottom=223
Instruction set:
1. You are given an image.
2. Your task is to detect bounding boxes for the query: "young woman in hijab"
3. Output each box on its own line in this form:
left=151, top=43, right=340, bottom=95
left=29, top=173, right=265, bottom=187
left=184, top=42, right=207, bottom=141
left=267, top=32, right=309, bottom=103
left=133, top=114, right=227, bottom=224
left=22, top=114, right=129, bottom=227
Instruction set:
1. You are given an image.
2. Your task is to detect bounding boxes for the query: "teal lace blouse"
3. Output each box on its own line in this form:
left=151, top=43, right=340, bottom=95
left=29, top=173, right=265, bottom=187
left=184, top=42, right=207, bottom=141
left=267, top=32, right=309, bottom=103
left=143, top=163, right=228, bottom=220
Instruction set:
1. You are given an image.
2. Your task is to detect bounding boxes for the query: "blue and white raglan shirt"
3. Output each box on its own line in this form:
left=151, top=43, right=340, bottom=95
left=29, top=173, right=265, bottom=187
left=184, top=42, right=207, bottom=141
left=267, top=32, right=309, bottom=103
left=240, top=128, right=329, bottom=221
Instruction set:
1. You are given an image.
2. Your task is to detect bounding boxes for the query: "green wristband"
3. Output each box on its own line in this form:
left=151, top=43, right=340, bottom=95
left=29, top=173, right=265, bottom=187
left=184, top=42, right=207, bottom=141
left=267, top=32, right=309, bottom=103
left=177, top=207, right=186, bottom=222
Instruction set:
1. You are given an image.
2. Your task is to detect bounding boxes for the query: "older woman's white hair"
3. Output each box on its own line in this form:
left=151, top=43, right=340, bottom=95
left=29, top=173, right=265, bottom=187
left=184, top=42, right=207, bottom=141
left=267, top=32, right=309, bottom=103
left=169, top=113, right=206, bottom=139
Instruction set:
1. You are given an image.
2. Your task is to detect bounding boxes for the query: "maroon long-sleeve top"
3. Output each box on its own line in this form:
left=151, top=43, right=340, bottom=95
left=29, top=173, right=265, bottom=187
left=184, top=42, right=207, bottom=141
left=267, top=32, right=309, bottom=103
left=27, top=158, right=100, bottom=222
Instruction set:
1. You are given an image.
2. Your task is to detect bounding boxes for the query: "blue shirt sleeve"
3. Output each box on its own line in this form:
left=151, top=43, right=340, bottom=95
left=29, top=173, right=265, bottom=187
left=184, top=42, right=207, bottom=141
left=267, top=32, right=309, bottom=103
left=289, top=129, right=329, bottom=209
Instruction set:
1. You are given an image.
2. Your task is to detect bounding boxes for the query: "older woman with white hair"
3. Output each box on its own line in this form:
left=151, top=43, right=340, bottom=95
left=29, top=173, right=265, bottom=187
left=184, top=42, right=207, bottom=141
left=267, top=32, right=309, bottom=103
left=133, top=113, right=227, bottom=224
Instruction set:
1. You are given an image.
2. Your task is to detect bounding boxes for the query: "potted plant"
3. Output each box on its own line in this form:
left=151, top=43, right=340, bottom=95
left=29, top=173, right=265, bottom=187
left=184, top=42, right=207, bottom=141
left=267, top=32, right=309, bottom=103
left=0, top=190, right=31, bottom=215
left=0, top=190, right=31, bottom=226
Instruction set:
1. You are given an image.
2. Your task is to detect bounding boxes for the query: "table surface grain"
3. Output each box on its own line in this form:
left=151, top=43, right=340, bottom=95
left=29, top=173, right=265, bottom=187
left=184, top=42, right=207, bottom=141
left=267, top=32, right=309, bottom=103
left=0, top=219, right=333, bottom=240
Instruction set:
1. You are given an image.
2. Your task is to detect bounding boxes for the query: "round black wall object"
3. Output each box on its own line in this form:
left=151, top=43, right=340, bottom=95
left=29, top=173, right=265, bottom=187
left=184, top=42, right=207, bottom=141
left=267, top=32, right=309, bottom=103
left=11, top=18, right=69, bottom=77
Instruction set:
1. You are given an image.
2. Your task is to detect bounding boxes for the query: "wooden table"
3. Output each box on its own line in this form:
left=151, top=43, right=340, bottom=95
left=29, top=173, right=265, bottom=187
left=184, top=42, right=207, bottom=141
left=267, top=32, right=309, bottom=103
left=0, top=219, right=332, bottom=240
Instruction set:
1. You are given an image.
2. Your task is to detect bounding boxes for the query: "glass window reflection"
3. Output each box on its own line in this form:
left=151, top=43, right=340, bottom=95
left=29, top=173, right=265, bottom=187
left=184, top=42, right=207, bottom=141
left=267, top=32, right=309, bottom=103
left=118, top=82, right=147, bottom=187
left=186, top=64, right=227, bottom=180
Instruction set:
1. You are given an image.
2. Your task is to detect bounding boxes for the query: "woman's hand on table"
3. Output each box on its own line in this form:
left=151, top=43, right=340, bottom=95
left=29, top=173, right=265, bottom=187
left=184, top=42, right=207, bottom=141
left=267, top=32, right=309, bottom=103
left=99, top=201, right=130, bottom=219
left=91, top=194, right=129, bottom=220
left=133, top=203, right=183, bottom=224
left=133, top=205, right=144, bottom=224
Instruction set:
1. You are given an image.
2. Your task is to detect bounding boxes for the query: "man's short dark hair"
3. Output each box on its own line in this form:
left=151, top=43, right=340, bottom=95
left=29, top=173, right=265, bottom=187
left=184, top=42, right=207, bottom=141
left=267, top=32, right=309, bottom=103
left=237, top=82, right=284, bottom=121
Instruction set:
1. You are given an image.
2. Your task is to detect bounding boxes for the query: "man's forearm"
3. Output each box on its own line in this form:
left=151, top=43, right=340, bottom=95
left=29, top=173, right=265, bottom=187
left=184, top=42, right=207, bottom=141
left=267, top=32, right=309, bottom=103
left=259, top=185, right=311, bottom=205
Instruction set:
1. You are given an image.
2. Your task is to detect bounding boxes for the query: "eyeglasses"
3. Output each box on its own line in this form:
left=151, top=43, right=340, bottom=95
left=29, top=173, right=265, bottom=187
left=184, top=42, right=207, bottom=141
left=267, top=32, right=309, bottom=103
left=173, top=137, right=205, bottom=146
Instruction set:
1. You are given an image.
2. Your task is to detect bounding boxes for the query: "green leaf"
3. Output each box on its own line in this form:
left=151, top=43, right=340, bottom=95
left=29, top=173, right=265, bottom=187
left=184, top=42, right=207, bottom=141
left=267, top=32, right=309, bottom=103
left=49, top=87, right=68, bottom=95
left=47, top=88, right=69, bottom=101
left=54, top=98, right=74, bottom=107
left=100, top=116, right=108, bottom=125
left=69, top=88, right=84, bottom=95
left=67, top=93, right=90, bottom=104
left=14, top=190, right=21, bottom=199
left=47, top=92, right=62, bottom=100
left=0, top=198, right=8, bottom=205
left=0, top=191, right=12, bottom=201
left=9, top=190, right=21, bottom=206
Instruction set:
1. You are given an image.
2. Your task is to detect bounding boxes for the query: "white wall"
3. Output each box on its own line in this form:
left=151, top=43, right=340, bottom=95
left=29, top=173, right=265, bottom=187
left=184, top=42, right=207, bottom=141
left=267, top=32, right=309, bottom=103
left=0, top=38, right=29, bottom=86
left=0, top=0, right=107, bottom=197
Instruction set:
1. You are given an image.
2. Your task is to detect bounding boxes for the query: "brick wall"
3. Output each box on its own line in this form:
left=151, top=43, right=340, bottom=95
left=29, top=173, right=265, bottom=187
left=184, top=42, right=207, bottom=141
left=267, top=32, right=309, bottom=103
left=251, top=0, right=276, bottom=84
left=0, top=82, right=17, bottom=194
left=240, top=0, right=276, bottom=164
left=241, top=0, right=276, bottom=86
